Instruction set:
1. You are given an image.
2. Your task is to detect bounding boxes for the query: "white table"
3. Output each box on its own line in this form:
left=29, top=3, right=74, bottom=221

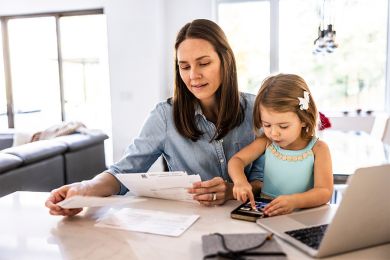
left=1, top=191, right=389, bottom=259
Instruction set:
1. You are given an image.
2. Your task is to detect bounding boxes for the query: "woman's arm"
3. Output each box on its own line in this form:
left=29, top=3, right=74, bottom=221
left=107, top=103, right=167, bottom=194
left=264, top=140, right=333, bottom=216
left=45, top=103, right=168, bottom=216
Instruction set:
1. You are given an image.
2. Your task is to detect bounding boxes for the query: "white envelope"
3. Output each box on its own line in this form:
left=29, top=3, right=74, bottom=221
left=57, top=195, right=144, bottom=209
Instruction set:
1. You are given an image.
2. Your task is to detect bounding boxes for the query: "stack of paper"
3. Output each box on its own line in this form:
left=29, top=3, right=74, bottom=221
left=116, top=171, right=200, bottom=202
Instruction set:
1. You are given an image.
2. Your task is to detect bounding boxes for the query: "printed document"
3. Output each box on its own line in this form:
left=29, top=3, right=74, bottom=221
left=95, top=208, right=199, bottom=237
left=116, top=171, right=200, bottom=202
left=57, top=195, right=144, bottom=209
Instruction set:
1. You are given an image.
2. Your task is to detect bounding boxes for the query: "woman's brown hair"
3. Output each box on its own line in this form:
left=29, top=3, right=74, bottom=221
left=253, top=73, right=318, bottom=140
left=172, top=19, right=244, bottom=141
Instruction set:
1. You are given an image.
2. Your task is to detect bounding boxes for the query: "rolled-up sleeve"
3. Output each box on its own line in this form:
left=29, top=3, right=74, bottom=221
left=247, top=154, right=264, bottom=182
left=107, top=103, right=167, bottom=194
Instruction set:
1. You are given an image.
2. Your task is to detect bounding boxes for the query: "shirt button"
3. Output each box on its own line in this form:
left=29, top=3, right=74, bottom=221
left=220, top=159, right=224, bottom=163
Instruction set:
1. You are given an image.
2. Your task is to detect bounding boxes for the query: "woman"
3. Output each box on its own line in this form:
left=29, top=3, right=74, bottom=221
left=45, top=19, right=264, bottom=216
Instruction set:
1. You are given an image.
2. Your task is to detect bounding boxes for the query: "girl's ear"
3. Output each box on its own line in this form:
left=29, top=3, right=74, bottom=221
left=301, top=122, right=307, bottom=128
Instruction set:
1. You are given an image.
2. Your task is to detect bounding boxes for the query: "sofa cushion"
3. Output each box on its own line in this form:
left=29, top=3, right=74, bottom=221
left=2, top=140, right=67, bottom=164
left=65, top=143, right=106, bottom=183
left=0, top=155, right=65, bottom=197
left=0, top=153, right=23, bottom=173
left=55, top=133, right=108, bottom=151
left=0, top=133, right=14, bottom=150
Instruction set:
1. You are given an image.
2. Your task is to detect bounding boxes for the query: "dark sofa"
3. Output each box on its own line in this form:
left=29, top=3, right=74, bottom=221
left=0, top=132, right=108, bottom=197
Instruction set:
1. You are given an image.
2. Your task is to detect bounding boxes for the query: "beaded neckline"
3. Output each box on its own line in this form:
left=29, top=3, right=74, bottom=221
left=268, top=144, right=313, bottom=161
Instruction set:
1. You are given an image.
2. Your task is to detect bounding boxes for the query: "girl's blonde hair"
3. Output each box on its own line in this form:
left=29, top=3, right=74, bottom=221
left=253, top=73, right=318, bottom=140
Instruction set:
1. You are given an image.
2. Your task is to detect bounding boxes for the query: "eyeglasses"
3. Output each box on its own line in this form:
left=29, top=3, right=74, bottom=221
left=203, top=233, right=287, bottom=259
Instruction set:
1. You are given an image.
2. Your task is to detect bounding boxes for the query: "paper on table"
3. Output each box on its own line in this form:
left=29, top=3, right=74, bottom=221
left=56, top=195, right=144, bottom=209
left=95, top=208, right=199, bottom=237
left=116, top=171, right=201, bottom=202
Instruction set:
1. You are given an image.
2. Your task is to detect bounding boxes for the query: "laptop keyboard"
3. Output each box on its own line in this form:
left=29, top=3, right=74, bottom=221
left=285, top=224, right=329, bottom=249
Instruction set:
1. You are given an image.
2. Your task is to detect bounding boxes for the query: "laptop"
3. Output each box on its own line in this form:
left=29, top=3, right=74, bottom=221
left=256, top=164, right=390, bottom=258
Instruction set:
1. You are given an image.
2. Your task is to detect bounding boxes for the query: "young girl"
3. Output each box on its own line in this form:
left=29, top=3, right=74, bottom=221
left=228, top=73, right=333, bottom=217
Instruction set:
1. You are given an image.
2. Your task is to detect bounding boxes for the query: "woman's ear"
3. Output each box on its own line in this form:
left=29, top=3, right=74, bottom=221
left=301, top=122, right=307, bottom=128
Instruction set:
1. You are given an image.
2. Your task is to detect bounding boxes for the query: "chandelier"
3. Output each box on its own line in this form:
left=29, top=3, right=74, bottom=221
left=313, top=0, right=338, bottom=54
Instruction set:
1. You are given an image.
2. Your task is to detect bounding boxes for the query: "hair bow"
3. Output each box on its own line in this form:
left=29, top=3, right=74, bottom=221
left=298, top=91, right=310, bottom=110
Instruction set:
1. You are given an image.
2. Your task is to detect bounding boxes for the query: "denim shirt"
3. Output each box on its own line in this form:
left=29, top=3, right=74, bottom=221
left=107, top=92, right=264, bottom=195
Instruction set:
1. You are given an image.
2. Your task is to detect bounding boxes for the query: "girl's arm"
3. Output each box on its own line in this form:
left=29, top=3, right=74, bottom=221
left=296, top=140, right=334, bottom=207
left=264, top=140, right=333, bottom=216
left=228, top=137, right=268, bottom=208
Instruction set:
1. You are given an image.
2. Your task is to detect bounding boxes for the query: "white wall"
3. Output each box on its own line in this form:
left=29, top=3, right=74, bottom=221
left=162, top=0, right=215, bottom=98
left=103, top=0, right=164, bottom=162
left=0, top=0, right=215, bottom=164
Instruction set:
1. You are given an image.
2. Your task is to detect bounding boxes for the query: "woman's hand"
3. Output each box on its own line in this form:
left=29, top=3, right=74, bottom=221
left=263, top=194, right=297, bottom=216
left=232, top=181, right=256, bottom=209
left=188, top=177, right=233, bottom=206
left=45, top=181, right=92, bottom=216
left=45, top=172, right=121, bottom=216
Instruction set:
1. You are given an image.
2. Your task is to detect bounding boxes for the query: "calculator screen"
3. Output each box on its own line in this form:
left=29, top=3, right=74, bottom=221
left=236, top=200, right=269, bottom=216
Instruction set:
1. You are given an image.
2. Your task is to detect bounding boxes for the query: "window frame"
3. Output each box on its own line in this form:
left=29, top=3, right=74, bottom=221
left=0, top=9, right=103, bottom=128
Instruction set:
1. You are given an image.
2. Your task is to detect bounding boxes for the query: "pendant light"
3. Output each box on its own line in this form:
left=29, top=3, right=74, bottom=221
left=313, top=0, right=338, bottom=54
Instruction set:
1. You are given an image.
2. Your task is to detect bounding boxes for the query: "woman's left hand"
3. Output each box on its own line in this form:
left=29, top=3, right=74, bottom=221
left=188, top=177, right=233, bottom=206
left=263, top=195, right=296, bottom=216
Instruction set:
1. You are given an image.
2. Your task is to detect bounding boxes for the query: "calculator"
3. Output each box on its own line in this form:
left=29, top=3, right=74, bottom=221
left=230, top=197, right=272, bottom=222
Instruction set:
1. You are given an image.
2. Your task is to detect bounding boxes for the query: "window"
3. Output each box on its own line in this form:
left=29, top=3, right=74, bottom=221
left=218, top=0, right=270, bottom=94
left=279, top=0, right=387, bottom=112
left=0, top=10, right=112, bottom=163
left=60, top=14, right=112, bottom=163
left=8, top=17, right=62, bottom=129
left=0, top=27, right=6, bottom=128
left=60, top=14, right=111, bottom=142
left=217, top=0, right=388, bottom=112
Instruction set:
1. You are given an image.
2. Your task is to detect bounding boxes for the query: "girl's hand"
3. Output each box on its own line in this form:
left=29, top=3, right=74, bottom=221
left=233, top=182, right=256, bottom=210
left=263, top=195, right=296, bottom=216
left=188, top=177, right=232, bottom=206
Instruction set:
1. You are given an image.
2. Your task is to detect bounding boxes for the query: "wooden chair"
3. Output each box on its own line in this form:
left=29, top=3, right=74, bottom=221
left=370, top=113, right=389, bottom=141
left=381, top=117, right=390, bottom=145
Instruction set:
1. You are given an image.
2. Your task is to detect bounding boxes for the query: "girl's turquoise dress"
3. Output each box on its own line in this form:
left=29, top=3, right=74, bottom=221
left=262, top=137, right=318, bottom=198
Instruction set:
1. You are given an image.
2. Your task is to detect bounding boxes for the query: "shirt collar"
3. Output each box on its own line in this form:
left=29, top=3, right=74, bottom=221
left=194, top=102, right=206, bottom=119
left=194, top=94, right=245, bottom=119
